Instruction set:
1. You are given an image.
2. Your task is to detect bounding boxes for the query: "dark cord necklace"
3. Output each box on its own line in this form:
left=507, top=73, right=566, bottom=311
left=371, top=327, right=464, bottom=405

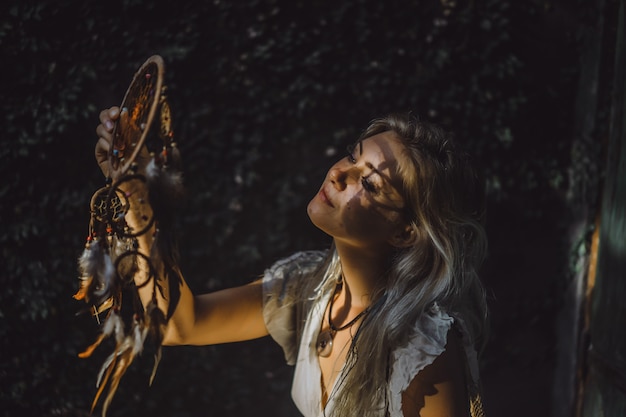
left=316, top=277, right=371, bottom=358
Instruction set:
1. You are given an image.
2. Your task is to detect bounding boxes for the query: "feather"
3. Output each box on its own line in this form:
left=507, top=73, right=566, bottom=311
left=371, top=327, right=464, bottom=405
left=78, top=240, right=100, bottom=279
left=112, top=237, right=139, bottom=280
left=77, top=240, right=103, bottom=304
left=92, top=342, right=127, bottom=414
left=90, top=316, right=150, bottom=416
left=112, top=312, right=125, bottom=346
left=98, top=319, right=147, bottom=417
left=92, top=251, right=116, bottom=305
left=146, top=300, right=167, bottom=341
left=149, top=347, right=162, bottom=386
left=78, top=336, right=105, bottom=359
left=167, top=143, right=182, bottom=172
left=132, top=318, right=149, bottom=356
left=95, top=349, right=118, bottom=388
left=117, top=253, right=139, bottom=283
left=91, top=354, right=117, bottom=414
left=145, top=300, right=167, bottom=384
left=78, top=310, right=123, bottom=359
left=96, top=334, right=131, bottom=389
left=101, top=347, right=133, bottom=417
left=91, top=315, right=127, bottom=413
left=73, top=278, right=91, bottom=301
left=146, top=158, right=184, bottom=196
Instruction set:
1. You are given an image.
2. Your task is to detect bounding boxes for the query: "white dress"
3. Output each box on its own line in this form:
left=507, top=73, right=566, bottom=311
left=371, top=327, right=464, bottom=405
left=262, top=251, right=481, bottom=417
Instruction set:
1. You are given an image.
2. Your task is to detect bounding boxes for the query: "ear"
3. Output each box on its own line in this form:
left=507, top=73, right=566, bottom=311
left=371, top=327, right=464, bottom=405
left=388, top=223, right=417, bottom=248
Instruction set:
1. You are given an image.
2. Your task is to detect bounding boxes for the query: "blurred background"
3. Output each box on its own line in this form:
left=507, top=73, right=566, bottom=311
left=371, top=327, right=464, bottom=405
left=1, top=0, right=623, bottom=416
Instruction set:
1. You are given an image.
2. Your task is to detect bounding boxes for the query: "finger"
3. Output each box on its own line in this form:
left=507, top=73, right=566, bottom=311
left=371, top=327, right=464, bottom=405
left=96, top=123, right=113, bottom=143
left=95, top=137, right=111, bottom=165
left=99, top=106, right=120, bottom=132
left=108, top=106, right=120, bottom=120
left=99, top=108, right=110, bottom=125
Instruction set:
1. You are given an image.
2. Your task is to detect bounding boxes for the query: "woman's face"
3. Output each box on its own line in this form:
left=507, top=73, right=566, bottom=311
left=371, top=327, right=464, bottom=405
left=307, top=131, right=412, bottom=250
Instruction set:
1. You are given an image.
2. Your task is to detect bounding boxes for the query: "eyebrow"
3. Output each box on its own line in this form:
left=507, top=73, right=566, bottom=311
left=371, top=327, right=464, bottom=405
left=361, top=140, right=404, bottom=193
left=358, top=141, right=405, bottom=209
left=358, top=141, right=385, bottom=179
left=365, top=162, right=383, bottom=178
left=366, top=162, right=401, bottom=201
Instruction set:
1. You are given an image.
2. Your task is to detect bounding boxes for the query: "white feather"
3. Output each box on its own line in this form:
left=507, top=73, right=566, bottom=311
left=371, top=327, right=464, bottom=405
left=93, top=252, right=116, bottom=299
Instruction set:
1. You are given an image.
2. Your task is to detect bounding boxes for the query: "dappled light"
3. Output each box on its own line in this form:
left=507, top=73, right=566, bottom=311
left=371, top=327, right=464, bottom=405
left=0, top=1, right=615, bottom=416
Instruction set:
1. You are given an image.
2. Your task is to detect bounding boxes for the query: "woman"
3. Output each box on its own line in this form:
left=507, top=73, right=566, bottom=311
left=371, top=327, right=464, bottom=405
left=95, top=109, right=488, bottom=417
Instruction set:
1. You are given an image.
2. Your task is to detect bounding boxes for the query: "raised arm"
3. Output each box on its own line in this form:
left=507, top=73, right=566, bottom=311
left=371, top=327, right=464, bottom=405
left=95, top=107, right=269, bottom=347
left=165, top=279, right=268, bottom=345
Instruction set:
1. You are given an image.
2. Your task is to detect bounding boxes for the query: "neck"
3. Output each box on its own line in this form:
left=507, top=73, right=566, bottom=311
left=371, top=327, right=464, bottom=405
left=333, top=239, right=392, bottom=309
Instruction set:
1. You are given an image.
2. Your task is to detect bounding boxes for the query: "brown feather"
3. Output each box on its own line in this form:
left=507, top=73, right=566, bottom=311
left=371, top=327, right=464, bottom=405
left=101, top=348, right=134, bottom=417
left=78, top=310, right=122, bottom=358
left=91, top=354, right=117, bottom=414
left=73, top=278, right=91, bottom=301
left=78, top=333, right=106, bottom=359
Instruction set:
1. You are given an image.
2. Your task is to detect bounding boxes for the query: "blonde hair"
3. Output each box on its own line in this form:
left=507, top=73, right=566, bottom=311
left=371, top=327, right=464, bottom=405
left=313, top=114, right=488, bottom=416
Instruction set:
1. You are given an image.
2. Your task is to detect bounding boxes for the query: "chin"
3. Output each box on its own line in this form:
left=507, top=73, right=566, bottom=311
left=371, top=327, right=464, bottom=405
left=307, top=206, right=330, bottom=236
left=307, top=203, right=321, bottom=228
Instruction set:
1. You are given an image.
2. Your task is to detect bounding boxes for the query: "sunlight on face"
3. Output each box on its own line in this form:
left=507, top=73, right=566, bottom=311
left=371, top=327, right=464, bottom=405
left=307, top=131, right=412, bottom=249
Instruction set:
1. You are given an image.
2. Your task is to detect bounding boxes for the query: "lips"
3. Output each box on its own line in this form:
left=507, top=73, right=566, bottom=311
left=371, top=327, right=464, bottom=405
left=319, top=186, right=334, bottom=207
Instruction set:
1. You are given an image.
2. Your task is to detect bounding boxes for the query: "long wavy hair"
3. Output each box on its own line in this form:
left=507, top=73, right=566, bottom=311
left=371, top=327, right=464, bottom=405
left=307, top=113, right=488, bottom=416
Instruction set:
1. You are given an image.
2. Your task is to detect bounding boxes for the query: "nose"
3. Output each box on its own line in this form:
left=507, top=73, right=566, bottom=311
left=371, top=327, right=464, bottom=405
left=329, top=166, right=348, bottom=191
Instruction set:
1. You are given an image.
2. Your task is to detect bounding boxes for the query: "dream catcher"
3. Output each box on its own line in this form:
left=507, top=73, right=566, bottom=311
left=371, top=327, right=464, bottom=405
left=74, top=55, right=183, bottom=416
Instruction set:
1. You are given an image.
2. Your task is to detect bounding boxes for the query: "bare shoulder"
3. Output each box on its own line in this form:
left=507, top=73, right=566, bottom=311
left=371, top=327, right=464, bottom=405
left=401, top=327, right=469, bottom=417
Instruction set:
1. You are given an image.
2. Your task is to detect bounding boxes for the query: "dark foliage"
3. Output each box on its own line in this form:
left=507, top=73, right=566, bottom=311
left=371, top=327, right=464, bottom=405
left=0, top=0, right=603, bottom=416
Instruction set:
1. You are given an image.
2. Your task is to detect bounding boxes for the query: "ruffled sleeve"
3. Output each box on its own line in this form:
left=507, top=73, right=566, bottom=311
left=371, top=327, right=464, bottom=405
left=387, top=303, right=454, bottom=417
left=262, top=250, right=326, bottom=365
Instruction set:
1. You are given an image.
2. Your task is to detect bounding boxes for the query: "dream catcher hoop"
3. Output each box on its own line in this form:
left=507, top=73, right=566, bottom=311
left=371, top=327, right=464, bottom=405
left=109, top=55, right=172, bottom=178
left=75, top=55, right=183, bottom=417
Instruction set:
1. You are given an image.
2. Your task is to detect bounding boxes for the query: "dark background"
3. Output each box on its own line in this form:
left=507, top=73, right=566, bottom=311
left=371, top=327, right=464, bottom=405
left=0, top=1, right=614, bottom=416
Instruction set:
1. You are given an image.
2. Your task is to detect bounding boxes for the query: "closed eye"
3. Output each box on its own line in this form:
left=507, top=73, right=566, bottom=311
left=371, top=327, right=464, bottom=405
left=347, top=144, right=379, bottom=193
left=346, top=144, right=357, bottom=164
left=361, top=176, right=377, bottom=193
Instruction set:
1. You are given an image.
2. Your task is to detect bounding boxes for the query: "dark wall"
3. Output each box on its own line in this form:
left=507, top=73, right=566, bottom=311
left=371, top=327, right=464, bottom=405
left=0, top=1, right=605, bottom=416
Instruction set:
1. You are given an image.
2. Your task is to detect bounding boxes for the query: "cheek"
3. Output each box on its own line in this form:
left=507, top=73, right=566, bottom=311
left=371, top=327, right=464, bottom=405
left=343, top=195, right=394, bottom=233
